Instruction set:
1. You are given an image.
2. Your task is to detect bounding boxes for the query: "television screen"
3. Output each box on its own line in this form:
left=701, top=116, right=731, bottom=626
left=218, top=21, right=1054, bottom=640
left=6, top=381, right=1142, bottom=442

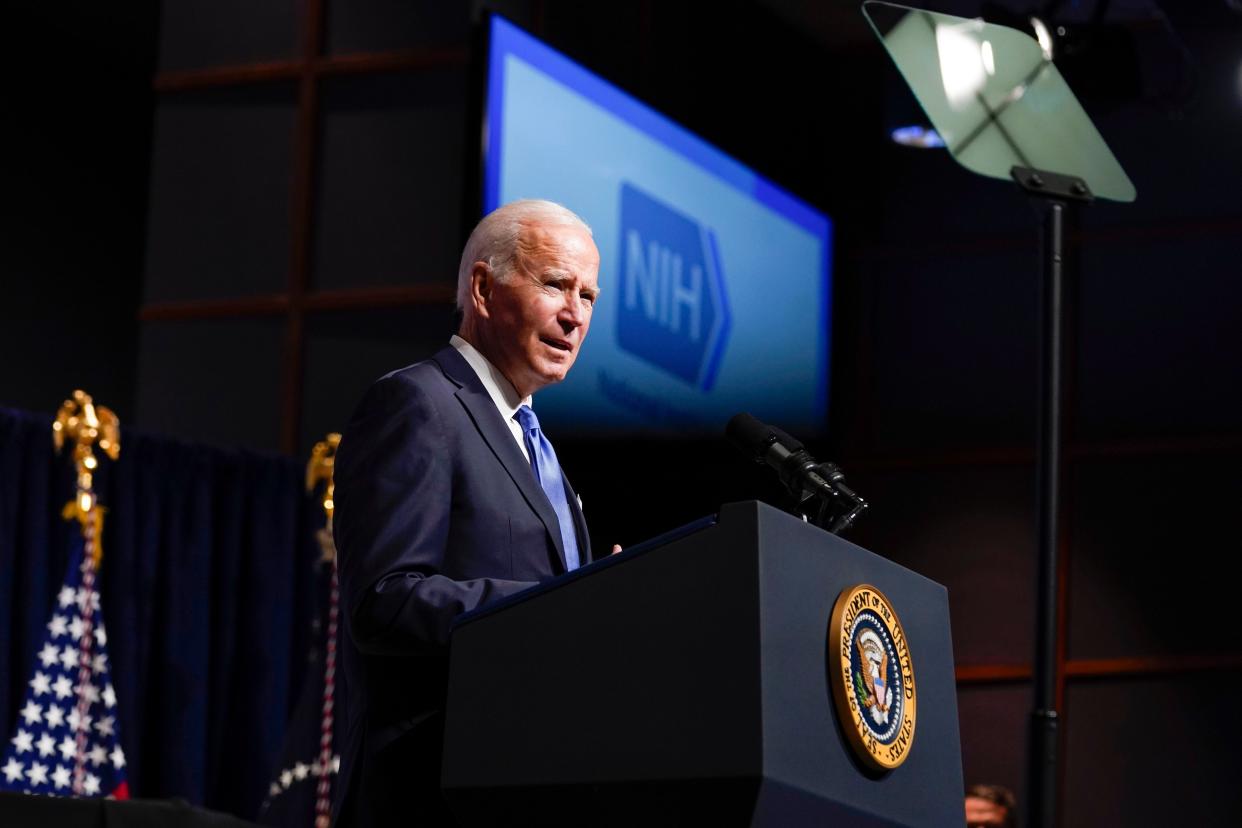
left=482, top=14, right=833, bottom=436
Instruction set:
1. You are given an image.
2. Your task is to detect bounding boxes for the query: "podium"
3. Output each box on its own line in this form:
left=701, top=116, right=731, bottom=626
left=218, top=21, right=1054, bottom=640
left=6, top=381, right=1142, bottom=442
left=442, top=501, right=963, bottom=826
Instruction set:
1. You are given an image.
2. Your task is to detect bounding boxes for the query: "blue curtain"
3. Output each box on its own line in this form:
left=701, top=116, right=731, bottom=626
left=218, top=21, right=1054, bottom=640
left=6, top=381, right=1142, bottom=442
left=0, top=405, right=321, bottom=819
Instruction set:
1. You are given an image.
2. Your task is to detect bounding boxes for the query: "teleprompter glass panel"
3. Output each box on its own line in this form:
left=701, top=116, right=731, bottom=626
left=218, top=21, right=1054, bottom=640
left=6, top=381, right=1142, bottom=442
left=862, top=1, right=1135, bottom=202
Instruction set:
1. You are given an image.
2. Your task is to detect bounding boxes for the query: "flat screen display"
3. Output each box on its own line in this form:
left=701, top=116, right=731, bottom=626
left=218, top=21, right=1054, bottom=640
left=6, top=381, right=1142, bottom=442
left=483, top=14, right=832, bottom=436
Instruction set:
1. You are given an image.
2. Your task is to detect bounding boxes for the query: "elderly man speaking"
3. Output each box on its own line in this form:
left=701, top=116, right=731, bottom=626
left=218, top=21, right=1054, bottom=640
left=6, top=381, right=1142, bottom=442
left=332, top=199, right=602, bottom=827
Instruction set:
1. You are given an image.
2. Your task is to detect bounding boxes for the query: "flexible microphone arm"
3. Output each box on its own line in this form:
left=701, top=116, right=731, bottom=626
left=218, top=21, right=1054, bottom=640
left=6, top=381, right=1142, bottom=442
left=725, top=413, right=868, bottom=534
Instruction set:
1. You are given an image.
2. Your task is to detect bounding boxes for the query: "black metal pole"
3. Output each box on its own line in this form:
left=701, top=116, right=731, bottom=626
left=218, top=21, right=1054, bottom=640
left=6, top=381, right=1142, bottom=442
left=1027, top=196, right=1064, bottom=828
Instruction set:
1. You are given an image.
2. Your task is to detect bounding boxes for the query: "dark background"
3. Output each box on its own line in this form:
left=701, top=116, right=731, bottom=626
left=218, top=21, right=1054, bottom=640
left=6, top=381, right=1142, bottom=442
left=2, top=0, right=1240, bottom=824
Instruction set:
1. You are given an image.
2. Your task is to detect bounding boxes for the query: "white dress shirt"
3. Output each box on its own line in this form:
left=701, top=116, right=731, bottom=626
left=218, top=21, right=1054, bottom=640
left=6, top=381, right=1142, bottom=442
left=450, top=334, right=532, bottom=463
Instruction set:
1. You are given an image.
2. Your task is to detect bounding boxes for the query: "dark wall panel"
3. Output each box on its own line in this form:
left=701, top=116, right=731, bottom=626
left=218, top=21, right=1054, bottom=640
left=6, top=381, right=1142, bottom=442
left=1075, top=234, right=1242, bottom=442
left=859, top=249, right=1040, bottom=453
left=299, top=305, right=458, bottom=457
left=1063, top=672, right=1242, bottom=826
left=326, top=0, right=471, bottom=53
left=135, top=318, right=284, bottom=452
left=144, top=86, right=297, bottom=303
left=956, top=683, right=1030, bottom=807
left=157, top=0, right=299, bottom=72
left=312, top=71, right=469, bottom=291
left=847, top=465, right=1036, bottom=665
left=1067, top=456, right=1242, bottom=661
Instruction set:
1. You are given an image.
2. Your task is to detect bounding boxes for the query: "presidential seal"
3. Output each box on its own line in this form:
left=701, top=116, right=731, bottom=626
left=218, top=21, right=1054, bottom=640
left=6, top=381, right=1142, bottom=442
left=828, top=584, right=917, bottom=771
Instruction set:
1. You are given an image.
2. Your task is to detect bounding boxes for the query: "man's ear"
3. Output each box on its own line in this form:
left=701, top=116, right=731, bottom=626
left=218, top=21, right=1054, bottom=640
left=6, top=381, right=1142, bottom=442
left=469, top=262, right=492, bottom=318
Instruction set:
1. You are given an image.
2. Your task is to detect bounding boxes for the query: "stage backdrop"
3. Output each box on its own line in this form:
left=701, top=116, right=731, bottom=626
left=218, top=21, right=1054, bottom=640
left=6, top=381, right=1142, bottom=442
left=0, top=405, right=321, bottom=819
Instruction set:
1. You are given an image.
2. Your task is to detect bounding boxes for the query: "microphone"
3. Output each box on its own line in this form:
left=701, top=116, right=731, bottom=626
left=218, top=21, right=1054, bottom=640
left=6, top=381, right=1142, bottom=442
left=725, top=412, right=868, bottom=533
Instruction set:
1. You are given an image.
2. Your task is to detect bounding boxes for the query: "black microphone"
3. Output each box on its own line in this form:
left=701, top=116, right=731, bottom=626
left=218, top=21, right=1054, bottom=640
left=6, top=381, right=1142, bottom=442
left=725, top=412, right=867, bottom=533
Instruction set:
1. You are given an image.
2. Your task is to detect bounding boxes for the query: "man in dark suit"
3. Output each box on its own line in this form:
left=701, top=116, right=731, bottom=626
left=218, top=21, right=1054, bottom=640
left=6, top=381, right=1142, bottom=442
left=331, top=199, right=602, bottom=826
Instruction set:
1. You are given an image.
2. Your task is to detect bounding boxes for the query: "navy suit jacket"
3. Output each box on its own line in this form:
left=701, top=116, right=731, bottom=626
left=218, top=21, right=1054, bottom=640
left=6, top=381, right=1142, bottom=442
left=331, top=345, right=591, bottom=826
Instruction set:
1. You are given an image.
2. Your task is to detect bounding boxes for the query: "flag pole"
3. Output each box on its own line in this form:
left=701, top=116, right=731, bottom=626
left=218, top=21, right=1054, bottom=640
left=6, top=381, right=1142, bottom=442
left=52, top=390, right=121, bottom=797
left=307, top=433, right=341, bottom=828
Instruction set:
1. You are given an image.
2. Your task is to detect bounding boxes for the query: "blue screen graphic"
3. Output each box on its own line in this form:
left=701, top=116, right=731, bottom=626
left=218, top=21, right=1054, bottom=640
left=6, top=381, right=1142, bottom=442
left=484, top=15, right=832, bottom=435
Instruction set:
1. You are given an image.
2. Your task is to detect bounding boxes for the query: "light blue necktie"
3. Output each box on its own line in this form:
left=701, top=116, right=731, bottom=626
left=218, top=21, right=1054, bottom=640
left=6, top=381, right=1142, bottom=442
left=515, top=405, right=581, bottom=571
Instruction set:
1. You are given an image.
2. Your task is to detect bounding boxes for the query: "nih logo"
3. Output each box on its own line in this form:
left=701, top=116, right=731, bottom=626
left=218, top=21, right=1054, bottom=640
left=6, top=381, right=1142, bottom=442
left=616, top=183, right=731, bottom=390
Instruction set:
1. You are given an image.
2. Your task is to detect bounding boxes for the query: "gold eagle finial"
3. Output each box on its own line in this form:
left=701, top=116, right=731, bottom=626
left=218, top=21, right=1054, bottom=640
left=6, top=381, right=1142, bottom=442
left=307, top=433, right=341, bottom=562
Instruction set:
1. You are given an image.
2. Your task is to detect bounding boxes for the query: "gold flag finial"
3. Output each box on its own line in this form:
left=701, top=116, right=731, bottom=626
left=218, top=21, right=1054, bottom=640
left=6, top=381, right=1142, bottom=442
left=52, top=389, right=120, bottom=565
left=307, top=433, right=341, bottom=562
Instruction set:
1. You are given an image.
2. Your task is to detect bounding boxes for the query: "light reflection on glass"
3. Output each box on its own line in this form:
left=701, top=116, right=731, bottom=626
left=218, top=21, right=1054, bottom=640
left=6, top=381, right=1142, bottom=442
left=935, top=21, right=989, bottom=109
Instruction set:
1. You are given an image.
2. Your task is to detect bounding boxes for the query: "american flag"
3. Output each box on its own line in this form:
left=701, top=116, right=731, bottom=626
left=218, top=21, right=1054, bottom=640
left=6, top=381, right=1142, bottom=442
left=0, top=525, right=128, bottom=799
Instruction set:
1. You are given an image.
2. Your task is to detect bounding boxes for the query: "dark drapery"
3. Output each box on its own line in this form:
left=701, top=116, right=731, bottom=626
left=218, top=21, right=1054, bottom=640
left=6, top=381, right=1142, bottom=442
left=0, top=405, right=321, bottom=819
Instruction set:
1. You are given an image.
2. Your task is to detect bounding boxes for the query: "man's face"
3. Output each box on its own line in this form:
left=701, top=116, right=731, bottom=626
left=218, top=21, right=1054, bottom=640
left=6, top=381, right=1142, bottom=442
left=476, top=221, right=600, bottom=398
left=965, top=796, right=1009, bottom=828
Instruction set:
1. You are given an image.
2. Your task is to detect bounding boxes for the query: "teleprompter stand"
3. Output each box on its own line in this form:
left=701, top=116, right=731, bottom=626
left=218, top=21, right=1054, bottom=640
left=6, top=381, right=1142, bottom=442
left=861, top=4, right=1135, bottom=826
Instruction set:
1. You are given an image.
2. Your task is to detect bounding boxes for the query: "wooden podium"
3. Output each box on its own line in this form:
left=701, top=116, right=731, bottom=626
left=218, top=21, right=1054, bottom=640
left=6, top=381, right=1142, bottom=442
left=442, top=501, right=963, bottom=826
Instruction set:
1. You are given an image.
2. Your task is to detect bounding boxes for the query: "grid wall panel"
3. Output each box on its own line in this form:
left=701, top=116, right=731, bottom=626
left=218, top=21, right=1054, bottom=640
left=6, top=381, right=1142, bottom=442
left=1063, top=673, right=1242, bottom=826
left=859, top=249, right=1040, bottom=454
left=157, top=0, right=300, bottom=72
left=144, top=86, right=297, bottom=303
left=1074, top=234, right=1242, bottom=442
left=312, top=71, right=469, bottom=292
left=846, top=464, right=1036, bottom=666
left=956, top=683, right=1030, bottom=807
left=326, top=0, right=471, bottom=54
left=299, top=305, right=458, bottom=457
left=1067, top=456, right=1242, bottom=661
left=135, top=318, right=284, bottom=452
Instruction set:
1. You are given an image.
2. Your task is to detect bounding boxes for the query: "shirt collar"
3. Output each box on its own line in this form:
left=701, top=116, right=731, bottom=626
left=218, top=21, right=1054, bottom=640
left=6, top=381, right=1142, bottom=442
left=450, top=334, right=532, bottom=421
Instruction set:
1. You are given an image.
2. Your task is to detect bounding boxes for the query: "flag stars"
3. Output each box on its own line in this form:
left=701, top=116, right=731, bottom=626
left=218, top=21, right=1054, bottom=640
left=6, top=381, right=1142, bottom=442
left=39, top=644, right=60, bottom=669
left=78, top=683, right=101, bottom=705
left=20, top=701, right=43, bottom=726
left=26, top=762, right=48, bottom=786
left=110, top=746, right=126, bottom=770
left=66, top=708, right=92, bottom=734
left=280, top=769, right=293, bottom=789
left=102, top=685, right=117, bottom=709
left=58, top=587, right=76, bottom=609
left=10, top=730, right=33, bottom=754
left=47, top=615, right=68, bottom=638
left=29, top=672, right=51, bottom=696
left=58, top=736, right=76, bottom=761
left=59, top=645, right=78, bottom=672
left=45, top=704, right=65, bottom=729
left=83, top=772, right=100, bottom=796
left=2, top=758, right=23, bottom=783
left=53, top=676, right=73, bottom=700
left=92, top=654, right=108, bottom=674
left=94, top=626, right=107, bottom=647
left=51, top=765, right=71, bottom=789
left=36, top=734, right=56, bottom=758
left=69, top=616, right=85, bottom=641
left=87, top=745, right=107, bottom=767
left=95, top=716, right=115, bottom=737
left=293, top=762, right=309, bottom=781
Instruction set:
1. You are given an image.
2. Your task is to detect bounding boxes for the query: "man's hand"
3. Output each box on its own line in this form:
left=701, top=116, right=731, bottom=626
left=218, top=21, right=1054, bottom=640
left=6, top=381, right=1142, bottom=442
left=611, top=544, right=622, bottom=555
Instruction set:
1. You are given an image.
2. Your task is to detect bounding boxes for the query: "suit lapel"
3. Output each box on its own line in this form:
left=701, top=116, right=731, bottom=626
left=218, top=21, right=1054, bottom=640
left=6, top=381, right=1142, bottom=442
left=433, top=347, right=568, bottom=572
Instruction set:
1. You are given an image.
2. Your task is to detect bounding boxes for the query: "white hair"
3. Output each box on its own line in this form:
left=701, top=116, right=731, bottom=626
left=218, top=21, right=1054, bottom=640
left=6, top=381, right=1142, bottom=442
left=456, top=199, right=592, bottom=311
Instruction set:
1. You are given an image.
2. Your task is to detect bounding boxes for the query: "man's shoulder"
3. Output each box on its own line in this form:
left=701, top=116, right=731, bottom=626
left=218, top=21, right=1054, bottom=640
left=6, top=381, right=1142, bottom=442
left=372, top=346, right=468, bottom=396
